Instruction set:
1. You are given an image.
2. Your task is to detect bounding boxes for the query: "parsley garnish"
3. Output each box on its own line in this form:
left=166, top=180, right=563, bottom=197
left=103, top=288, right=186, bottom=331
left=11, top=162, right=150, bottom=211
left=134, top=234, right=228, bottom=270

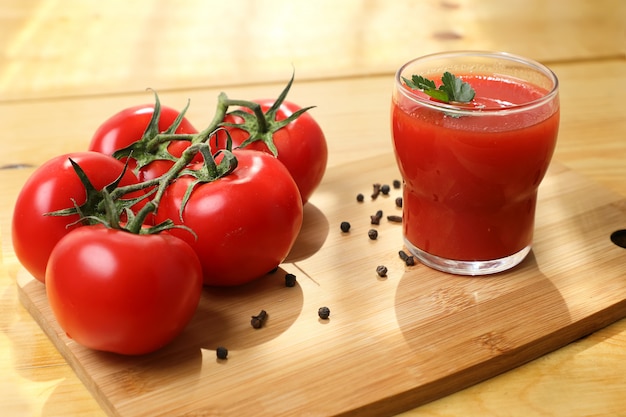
left=402, top=71, right=475, bottom=103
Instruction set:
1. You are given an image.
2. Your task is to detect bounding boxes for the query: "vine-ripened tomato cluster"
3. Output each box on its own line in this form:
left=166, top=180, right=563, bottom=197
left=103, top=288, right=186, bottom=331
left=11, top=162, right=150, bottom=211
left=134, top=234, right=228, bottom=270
left=11, top=74, right=328, bottom=355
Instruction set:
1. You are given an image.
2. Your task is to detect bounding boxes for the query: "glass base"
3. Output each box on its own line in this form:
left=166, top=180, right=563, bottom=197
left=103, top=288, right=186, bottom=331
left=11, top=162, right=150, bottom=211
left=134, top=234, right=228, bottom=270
left=404, top=238, right=531, bottom=276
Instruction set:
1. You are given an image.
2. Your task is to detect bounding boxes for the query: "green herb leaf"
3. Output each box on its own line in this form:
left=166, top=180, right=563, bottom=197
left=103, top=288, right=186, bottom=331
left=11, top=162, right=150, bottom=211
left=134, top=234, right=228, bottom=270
left=402, top=75, right=436, bottom=92
left=440, top=72, right=475, bottom=102
left=402, top=71, right=475, bottom=103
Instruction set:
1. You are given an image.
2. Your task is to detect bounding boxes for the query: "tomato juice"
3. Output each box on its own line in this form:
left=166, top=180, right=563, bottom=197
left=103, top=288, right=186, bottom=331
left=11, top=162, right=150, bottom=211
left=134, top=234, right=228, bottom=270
left=391, top=63, right=559, bottom=274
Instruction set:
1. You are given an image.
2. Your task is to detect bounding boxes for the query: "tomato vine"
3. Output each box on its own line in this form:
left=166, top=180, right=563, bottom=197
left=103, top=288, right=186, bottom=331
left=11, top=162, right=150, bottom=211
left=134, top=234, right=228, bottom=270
left=48, top=75, right=309, bottom=235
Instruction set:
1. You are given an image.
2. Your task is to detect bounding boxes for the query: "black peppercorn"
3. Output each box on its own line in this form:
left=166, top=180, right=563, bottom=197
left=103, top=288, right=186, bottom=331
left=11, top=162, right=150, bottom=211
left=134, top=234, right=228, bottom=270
left=318, top=306, right=330, bottom=320
left=356, top=193, right=364, bottom=202
left=368, top=229, right=378, bottom=240
left=251, top=310, right=268, bottom=329
left=381, top=184, right=391, bottom=195
left=216, top=346, right=228, bottom=359
left=340, top=221, right=351, bottom=232
left=393, top=179, right=402, bottom=189
left=376, top=265, right=388, bottom=277
left=405, top=256, right=415, bottom=266
left=285, top=273, right=297, bottom=287
left=395, top=197, right=403, bottom=208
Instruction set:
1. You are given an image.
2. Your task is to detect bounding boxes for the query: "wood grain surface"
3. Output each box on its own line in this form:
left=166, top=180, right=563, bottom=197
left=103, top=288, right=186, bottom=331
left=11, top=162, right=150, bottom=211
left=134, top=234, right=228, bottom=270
left=16, top=154, right=626, bottom=416
left=1, top=0, right=624, bottom=101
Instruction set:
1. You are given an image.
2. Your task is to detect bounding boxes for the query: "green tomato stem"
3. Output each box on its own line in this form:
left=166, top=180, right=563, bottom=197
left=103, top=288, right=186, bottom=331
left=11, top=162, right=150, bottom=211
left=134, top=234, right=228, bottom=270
left=99, top=89, right=259, bottom=234
left=145, top=133, right=195, bottom=153
left=111, top=90, right=235, bottom=201
left=119, top=142, right=207, bottom=232
left=221, top=97, right=269, bottom=134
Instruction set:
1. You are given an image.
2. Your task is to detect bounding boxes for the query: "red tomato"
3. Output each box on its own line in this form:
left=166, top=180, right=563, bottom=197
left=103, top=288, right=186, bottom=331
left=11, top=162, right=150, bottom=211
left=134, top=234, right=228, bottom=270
left=156, top=149, right=303, bottom=286
left=45, top=225, right=203, bottom=355
left=12, top=152, right=146, bottom=283
left=88, top=104, right=199, bottom=181
left=217, top=100, right=327, bottom=204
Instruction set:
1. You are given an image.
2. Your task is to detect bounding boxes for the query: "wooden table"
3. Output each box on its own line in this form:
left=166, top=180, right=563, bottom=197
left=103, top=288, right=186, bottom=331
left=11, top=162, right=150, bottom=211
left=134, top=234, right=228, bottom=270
left=1, top=1, right=625, bottom=415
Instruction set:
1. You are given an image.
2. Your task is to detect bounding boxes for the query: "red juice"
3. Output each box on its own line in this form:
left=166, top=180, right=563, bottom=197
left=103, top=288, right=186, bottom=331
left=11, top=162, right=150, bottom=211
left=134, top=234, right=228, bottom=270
left=391, top=74, right=559, bottom=263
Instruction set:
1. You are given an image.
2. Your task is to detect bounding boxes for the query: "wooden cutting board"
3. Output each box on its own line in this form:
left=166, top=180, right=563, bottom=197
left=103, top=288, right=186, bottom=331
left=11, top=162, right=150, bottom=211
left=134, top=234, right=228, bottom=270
left=17, top=152, right=626, bottom=416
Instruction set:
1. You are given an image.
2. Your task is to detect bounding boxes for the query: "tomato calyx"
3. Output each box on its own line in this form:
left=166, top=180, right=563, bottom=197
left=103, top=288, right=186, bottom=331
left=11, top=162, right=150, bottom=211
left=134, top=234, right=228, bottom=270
left=112, top=91, right=196, bottom=173
left=45, top=158, right=153, bottom=228
left=44, top=159, right=173, bottom=235
left=175, top=133, right=238, bottom=220
left=47, top=140, right=238, bottom=236
left=218, top=73, right=314, bottom=157
left=115, top=141, right=237, bottom=235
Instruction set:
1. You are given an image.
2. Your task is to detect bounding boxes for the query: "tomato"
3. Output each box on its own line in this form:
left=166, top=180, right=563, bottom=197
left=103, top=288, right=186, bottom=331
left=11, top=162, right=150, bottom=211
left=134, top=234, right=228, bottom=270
left=12, top=152, right=146, bottom=283
left=216, top=99, right=327, bottom=204
left=88, top=103, right=199, bottom=181
left=155, top=149, right=303, bottom=286
left=45, top=225, right=203, bottom=355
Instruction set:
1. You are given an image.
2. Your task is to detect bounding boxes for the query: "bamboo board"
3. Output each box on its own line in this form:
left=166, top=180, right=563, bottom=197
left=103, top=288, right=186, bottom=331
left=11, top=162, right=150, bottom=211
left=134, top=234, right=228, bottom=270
left=17, top=153, right=626, bottom=416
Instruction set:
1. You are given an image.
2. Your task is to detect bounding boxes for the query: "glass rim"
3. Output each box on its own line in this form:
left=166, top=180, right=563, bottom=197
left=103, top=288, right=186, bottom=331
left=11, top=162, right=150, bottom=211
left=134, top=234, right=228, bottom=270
left=394, top=50, right=559, bottom=116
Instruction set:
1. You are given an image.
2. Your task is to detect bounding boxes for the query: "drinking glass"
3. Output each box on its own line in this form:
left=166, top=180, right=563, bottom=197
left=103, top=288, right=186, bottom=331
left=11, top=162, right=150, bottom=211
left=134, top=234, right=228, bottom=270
left=391, top=51, right=560, bottom=275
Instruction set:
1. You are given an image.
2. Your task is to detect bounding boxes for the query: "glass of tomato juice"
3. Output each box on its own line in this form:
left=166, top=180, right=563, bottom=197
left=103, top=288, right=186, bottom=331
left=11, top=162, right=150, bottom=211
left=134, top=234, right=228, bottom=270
left=391, top=51, right=560, bottom=275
